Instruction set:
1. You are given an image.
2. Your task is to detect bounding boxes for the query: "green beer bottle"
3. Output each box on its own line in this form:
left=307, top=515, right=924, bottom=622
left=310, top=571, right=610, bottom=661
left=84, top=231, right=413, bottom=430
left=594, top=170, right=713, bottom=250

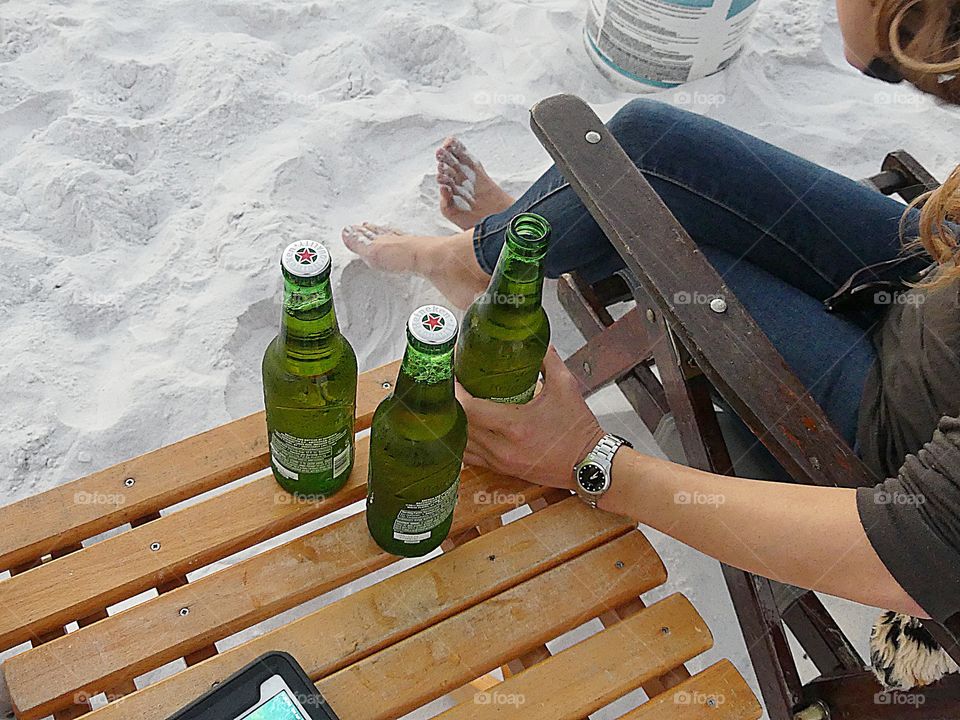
left=262, top=240, right=358, bottom=498
left=455, top=212, right=551, bottom=403
left=366, top=305, right=467, bottom=557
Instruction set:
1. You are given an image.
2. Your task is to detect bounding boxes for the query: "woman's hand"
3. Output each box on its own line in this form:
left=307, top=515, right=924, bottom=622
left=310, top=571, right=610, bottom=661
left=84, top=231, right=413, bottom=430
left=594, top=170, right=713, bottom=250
left=455, top=345, right=604, bottom=488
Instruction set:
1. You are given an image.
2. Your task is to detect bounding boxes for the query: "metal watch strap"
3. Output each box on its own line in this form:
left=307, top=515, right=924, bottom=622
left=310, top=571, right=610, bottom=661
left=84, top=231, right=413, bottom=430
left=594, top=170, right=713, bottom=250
left=577, top=433, right=631, bottom=508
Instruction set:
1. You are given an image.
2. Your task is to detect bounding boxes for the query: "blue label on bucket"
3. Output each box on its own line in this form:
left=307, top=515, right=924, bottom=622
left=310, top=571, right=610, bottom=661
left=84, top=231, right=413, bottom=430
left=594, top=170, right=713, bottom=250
left=727, top=0, right=758, bottom=18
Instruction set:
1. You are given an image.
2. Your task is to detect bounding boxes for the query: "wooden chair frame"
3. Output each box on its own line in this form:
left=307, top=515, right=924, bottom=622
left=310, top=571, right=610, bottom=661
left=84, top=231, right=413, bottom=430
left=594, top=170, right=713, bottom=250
left=534, top=94, right=960, bottom=720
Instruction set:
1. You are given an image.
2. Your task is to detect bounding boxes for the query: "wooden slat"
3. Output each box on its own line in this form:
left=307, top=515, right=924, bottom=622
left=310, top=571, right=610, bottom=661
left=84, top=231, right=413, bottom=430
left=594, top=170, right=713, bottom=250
left=434, top=593, right=710, bottom=720
left=0, top=438, right=382, bottom=652
left=318, top=532, right=665, bottom=720
left=7, top=471, right=551, bottom=719
left=82, top=507, right=662, bottom=720
left=0, top=361, right=399, bottom=573
left=566, top=307, right=658, bottom=394
left=617, top=661, right=762, bottom=720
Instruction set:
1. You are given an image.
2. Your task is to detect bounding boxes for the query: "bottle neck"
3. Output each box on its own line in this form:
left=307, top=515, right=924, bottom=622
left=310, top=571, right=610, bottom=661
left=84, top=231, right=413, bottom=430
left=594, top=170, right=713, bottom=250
left=393, top=342, right=456, bottom=412
left=279, top=275, right=341, bottom=359
left=484, top=240, right=546, bottom=311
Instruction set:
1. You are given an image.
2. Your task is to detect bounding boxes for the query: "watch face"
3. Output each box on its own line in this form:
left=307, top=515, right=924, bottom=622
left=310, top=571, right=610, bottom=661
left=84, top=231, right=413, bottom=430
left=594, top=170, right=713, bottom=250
left=577, top=462, right=607, bottom=493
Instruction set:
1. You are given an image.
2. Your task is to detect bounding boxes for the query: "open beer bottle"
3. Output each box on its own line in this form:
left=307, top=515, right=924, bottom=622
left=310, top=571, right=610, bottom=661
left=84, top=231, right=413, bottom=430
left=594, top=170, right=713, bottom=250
left=366, top=305, right=467, bottom=557
left=454, top=212, right=551, bottom=403
left=262, top=241, right=358, bottom=498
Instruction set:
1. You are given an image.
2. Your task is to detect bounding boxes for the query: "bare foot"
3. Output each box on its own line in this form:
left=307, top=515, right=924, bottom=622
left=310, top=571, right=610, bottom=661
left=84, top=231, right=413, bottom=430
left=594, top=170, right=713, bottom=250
left=436, top=137, right=514, bottom=230
left=341, top=223, right=489, bottom=309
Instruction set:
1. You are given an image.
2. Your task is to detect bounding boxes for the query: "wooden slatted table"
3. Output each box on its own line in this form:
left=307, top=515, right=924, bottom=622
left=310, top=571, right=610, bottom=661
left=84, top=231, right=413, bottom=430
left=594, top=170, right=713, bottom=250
left=0, top=361, right=761, bottom=720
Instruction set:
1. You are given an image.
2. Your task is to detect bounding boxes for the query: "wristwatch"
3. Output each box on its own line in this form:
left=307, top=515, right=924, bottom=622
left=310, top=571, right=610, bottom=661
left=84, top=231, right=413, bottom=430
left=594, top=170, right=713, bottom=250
left=574, top=433, right=632, bottom=508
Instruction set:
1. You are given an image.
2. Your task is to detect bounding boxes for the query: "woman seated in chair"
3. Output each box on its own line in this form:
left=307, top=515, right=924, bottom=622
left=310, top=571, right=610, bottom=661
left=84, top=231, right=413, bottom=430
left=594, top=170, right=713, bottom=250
left=343, top=0, right=960, bottom=688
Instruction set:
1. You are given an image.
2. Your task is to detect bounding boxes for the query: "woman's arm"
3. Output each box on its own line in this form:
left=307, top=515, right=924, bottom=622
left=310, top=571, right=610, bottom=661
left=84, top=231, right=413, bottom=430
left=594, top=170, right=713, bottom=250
left=457, top=346, right=928, bottom=619
left=603, top=448, right=928, bottom=617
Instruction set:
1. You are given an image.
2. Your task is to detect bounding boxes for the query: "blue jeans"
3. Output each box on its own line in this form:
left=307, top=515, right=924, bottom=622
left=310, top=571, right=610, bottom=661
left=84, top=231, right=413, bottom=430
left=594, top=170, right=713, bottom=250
left=473, top=99, right=929, bottom=446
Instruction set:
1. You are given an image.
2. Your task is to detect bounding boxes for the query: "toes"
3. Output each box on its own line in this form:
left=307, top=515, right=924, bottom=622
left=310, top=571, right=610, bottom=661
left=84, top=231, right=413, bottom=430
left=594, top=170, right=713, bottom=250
left=447, top=137, right=478, bottom=168
left=437, top=148, right=467, bottom=184
left=342, top=225, right=370, bottom=252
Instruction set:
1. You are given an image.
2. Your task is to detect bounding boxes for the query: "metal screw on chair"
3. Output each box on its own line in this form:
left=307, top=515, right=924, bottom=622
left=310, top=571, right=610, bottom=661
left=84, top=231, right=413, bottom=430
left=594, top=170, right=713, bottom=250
left=660, top=626, right=671, bottom=635
left=709, top=297, right=727, bottom=313
left=179, top=607, right=190, bottom=617
left=646, top=308, right=656, bottom=323
left=615, top=560, right=624, bottom=569
left=124, top=478, right=135, bottom=488
left=381, top=381, right=392, bottom=389
left=150, top=542, right=161, bottom=552
left=585, top=130, right=601, bottom=144
left=707, top=697, right=718, bottom=708
left=583, top=361, right=592, bottom=376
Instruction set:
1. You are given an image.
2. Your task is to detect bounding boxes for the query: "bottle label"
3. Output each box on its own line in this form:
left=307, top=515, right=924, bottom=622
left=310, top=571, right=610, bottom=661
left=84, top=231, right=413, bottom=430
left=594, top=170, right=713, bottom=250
left=270, top=428, right=351, bottom=482
left=392, top=477, right=460, bottom=543
left=489, top=382, right=537, bottom=404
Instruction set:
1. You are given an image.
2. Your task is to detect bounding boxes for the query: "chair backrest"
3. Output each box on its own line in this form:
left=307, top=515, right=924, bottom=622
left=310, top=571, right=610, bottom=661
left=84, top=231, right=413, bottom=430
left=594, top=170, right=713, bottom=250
left=529, top=93, right=960, bottom=708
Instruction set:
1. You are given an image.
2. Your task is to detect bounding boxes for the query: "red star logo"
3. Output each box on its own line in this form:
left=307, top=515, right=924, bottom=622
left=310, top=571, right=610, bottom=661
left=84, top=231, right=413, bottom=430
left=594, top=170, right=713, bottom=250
left=295, top=247, right=317, bottom=264
left=422, top=313, right=444, bottom=332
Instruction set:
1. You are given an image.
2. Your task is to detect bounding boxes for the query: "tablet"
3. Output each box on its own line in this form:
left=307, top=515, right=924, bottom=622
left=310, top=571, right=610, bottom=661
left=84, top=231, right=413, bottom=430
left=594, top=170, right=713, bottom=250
left=167, top=651, right=340, bottom=720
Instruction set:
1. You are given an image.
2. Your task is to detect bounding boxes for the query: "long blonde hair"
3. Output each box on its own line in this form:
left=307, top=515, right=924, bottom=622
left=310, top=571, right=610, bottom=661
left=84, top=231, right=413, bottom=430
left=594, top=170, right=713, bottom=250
left=905, top=164, right=960, bottom=287
left=875, top=0, right=960, bottom=102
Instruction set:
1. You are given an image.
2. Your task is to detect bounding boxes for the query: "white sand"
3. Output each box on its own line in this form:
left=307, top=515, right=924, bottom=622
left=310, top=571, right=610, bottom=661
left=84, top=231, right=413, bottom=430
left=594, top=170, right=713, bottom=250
left=1, top=0, right=958, bottom=716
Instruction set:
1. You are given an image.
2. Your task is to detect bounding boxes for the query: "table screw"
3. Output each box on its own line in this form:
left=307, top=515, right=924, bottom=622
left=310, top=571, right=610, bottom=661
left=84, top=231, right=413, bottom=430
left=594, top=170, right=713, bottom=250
left=150, top=542, right=161, bottom=552
left=179, top=607, right=190, bottom=617
left=585, top=130, right=601, bottom=144
left=660, top=626, right=671, bottom=635
left=583, top=361, right=592, bottom=376
left=381, top=381, right=392, bottom=389
left=646, top=308, right=656, bottom=323
left=615, top=560, right=624, bottom=569
left=709, top=297, right=727, bottom=313
left=124, top=478, right=135, bottom=488
left=707, top=697, right=718, bottom=708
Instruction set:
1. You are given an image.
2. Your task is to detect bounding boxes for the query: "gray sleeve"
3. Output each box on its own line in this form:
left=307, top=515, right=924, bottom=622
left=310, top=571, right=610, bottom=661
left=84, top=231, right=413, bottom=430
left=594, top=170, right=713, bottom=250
left=857, top=416, right=960, bottom=622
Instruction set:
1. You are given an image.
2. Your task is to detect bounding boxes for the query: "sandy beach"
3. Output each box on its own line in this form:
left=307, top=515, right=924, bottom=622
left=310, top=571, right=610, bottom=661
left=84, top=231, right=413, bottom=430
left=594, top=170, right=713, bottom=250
left=1, top=0, right=958, bottom=715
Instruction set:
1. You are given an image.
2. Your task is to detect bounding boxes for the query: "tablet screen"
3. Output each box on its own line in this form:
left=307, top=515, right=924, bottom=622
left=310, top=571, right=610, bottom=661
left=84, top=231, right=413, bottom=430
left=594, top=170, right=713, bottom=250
left=238, top=690, right=309, bottom=720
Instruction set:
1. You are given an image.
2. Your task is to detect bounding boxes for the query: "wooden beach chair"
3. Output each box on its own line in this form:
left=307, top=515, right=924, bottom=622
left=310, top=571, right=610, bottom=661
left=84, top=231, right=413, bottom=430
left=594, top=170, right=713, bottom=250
left=0, top=357, right=761, bottom=718
left=531, top=93, right=960, bottom=720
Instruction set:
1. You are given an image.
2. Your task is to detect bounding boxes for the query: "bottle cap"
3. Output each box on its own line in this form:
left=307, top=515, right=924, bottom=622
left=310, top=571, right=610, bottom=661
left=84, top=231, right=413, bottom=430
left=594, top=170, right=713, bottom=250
left=281, top=240, right=331, bottom=279
left=407, top=304, right=458, bottom=346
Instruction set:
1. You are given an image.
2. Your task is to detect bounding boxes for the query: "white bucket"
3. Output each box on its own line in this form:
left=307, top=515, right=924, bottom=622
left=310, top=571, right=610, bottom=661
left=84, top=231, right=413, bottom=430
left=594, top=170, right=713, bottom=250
left=584, top=0, right=761, bottom=91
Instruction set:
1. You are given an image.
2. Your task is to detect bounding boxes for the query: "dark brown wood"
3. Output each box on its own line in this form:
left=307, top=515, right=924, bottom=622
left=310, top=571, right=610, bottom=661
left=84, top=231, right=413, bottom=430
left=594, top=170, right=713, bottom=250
left=566, top=307, right=657, bottom=394
left=782, top=591, right=864, bottom=674
left=558, top=272, right=668, bottom=431
left=530, top=93, right=960, bottom=675
left=643, top=299, right=801, bottom=720
left=804, top=669, right=960, bottom=720
left=530, top=93, right=870, bottom=492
